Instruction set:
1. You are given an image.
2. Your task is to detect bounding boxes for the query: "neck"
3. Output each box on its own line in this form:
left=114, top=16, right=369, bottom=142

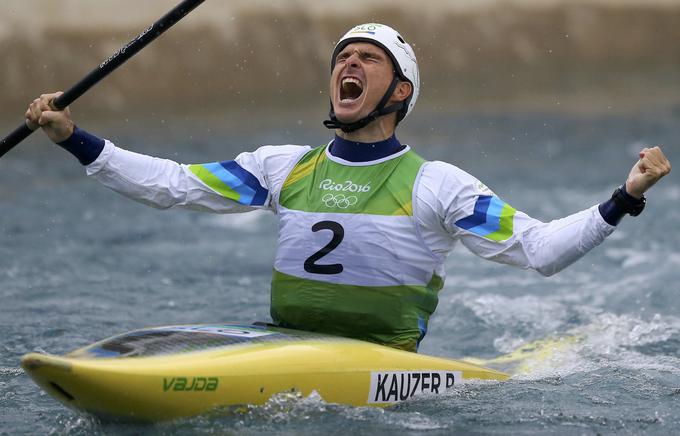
left=330, top=134, right=404, bottom=162
left=335, top=113, right=396, bottom=143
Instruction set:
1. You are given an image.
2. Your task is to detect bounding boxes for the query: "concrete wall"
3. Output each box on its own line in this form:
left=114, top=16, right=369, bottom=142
left=2, top=0, right=680, bottom=119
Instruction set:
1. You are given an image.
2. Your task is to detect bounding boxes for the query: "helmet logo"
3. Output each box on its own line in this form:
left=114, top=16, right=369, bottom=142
left=348, top=23, right=381, bottom=36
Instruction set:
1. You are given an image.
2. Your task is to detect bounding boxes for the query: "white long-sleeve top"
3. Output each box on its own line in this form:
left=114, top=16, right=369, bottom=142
left=86, top=140, right=615, bottom=277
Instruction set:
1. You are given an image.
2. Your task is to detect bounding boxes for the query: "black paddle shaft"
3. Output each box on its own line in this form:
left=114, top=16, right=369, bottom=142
left=0, top=0, right=206, bottom=158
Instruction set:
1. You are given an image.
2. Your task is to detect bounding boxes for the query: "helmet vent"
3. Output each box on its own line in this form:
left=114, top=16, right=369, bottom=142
left=397, top=35, right=405, bottom=43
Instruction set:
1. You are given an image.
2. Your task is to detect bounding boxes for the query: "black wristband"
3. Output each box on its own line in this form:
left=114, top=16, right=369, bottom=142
left=598, top=184, right=646, bottom=225
left=57, top=126, right=106, bottom=165
left=612, top=185, right=646, bottom=217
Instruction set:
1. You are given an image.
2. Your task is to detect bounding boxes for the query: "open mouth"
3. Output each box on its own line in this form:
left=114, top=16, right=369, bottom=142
left=340, top=77, right=363, bottom=103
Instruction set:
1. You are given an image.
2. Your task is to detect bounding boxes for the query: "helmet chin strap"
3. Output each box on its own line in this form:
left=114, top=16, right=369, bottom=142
left=323, top=76, right=403, bottom=133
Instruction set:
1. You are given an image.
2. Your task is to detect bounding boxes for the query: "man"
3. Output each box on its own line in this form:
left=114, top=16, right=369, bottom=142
left=26, top=23, right=670, bottom=352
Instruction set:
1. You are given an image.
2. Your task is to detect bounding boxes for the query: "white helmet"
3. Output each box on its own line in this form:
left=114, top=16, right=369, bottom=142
left=324, top=23, right=420, bottom=131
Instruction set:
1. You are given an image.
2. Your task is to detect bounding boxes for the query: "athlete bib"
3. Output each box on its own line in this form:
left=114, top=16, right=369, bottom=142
left=272, top=144, right=444, bottom=351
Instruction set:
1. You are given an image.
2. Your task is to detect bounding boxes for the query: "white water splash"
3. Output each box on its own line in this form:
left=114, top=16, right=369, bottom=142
left=504, top=313, right=680, bottom=381
left=0, top=367, right=23, bottom=376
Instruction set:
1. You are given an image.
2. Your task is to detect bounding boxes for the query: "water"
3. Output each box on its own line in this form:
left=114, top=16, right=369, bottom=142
left=1, top=106, right=679, bottom=434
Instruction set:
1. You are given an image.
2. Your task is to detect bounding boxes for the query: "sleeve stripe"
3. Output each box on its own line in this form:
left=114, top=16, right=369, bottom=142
left=468, top=196, right=505, bottom=236
left=189, top=161, right=268, bottom=206
left=219, top=161, right=269, bottom=206
left=455, top=195, right=516, bottom=241
left=454, top=195, right=491, bottom=229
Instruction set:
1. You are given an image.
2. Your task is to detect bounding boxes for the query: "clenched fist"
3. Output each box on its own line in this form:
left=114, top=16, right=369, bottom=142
left=625, top=147, right=671, bottom=198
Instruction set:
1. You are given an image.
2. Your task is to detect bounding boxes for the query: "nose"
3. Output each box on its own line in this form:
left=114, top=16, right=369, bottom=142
left=345, top=50, right=361, bottom=68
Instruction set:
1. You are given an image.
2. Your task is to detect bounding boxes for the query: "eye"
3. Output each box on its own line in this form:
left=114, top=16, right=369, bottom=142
left=365, top=52, right=382, bottom=62
left=336, top=52, right=350, bottom=63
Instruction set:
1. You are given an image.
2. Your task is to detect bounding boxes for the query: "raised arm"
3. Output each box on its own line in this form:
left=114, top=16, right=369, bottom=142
left=418, top=151, right=670, bottom=277
left=25, top=92, right=308, bottom=213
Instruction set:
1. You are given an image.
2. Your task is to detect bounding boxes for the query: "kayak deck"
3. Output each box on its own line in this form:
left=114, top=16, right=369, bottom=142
left=21, top=324, right=508, bottom=421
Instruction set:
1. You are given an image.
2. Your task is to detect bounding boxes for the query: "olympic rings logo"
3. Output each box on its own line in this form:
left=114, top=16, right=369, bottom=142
left=321, top=193, right=358, bottom=209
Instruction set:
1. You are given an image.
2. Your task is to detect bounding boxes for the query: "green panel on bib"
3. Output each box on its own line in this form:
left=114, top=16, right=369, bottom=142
left=282, top=146, right=327, bottom=190
left=270, top=269, right=442, bottom=352
left=279, top=146, right=424, bottom=216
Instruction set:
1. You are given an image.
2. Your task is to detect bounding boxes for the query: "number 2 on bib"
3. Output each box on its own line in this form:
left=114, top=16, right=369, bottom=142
left=304, top=221, right=344, bottom=275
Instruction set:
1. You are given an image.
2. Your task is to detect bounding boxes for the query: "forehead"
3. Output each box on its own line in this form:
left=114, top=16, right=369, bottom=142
left=337, top=42, right=388, bottom=57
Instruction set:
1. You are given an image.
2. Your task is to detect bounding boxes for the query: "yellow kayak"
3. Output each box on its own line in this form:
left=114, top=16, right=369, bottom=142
left=21, top=323, right=508, bottom=421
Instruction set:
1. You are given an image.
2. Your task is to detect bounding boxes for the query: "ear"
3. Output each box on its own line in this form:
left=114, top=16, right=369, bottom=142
left=393, top=80, right=413, bottom=103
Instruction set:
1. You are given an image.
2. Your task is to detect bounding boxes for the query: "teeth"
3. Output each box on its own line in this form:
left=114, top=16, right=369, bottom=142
left=340, top=77, right=363, bottom=103
left=341, top=77, right=363, bottom=89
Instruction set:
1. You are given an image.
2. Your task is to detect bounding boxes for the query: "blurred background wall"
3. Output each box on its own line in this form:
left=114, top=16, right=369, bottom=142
left=2, top=0, right=680, bottom=121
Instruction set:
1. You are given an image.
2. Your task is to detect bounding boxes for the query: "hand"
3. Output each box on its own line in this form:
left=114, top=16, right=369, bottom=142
left=25, top=92, right=75, bottom=143
left=625, top=146, right=671, bottom=198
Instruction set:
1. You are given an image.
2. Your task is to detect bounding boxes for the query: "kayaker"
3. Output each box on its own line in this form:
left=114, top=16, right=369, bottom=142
left=25, top=23, right=671, bottom=352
